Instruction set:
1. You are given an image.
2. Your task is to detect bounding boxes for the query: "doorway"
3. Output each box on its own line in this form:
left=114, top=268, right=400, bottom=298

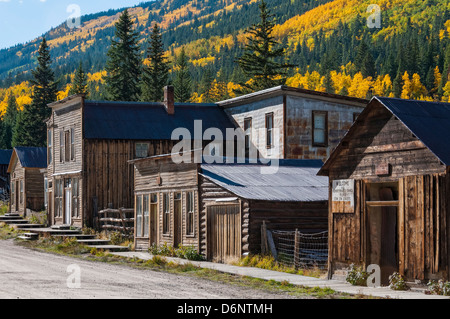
left=366, top=182, right=399, bottom=285
left=173, top=193, right=182, bottom=248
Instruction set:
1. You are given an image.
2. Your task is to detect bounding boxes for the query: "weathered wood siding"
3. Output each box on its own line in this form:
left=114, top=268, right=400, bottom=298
left=248, top=200, right=329, bottom=254
left=83, top=139, right=177, bottom=228
left=133, top=158, right=199, bottom=251
left=327, top=101, right=450, bottom=281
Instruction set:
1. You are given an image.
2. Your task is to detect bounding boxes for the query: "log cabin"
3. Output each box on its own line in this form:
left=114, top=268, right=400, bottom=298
left=131, top=153, right=329, bottom=263
left=45, top=87, right=237, bottom=229
left=218, top=85, right=367, bottom=161
left=318, top=96, right=450, bottom=285
left=7, top=147, right=47, bottom=216
left=0, top=149, right=12, bottom=196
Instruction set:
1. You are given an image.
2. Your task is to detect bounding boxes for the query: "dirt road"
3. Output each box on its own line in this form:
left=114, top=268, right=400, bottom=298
left=0, top=240, right=292, bottom=299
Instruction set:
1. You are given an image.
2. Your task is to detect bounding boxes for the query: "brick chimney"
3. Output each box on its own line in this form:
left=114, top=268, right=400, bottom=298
left=164, top=85, right=175, bottom=115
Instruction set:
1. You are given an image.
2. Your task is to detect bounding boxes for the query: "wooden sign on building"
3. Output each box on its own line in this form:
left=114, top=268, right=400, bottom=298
left=331, top=179, right=355, bottom=213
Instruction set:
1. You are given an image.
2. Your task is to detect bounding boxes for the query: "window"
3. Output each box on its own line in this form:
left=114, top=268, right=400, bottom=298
left=163, top=193, right=170, bottom=235
left=265, top=113, right=274, bottom=148
left=72, top=178, right=79, bottom=218
left=47, top=130, right=52, bottom=165
left=19, top=180, right=23, bottom=204
left=55, top=179, right=63, bottom=217
left=65, top=130, right=70, bottom=162
left=70, top=128, right=75, bottom=161
left=44, top=178, right=48, bottom=209
left=186, top=192, right=195, bottom=236
left=312, top=111, right=328, bottom=146
left=136, top=195, right=143, bottom=237
left=136, top=143, right=149, bottom=159
left=10, top=182, right=14, bottom=206
left=59, top=130, right=64, bottom=162
left=244, top=118, right=252, bottom=157
left=143, top=195, right=149, bottom=238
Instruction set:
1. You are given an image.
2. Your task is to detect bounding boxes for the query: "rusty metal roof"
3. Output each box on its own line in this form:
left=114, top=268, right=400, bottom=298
left=200, top=159, right=328, bottom=202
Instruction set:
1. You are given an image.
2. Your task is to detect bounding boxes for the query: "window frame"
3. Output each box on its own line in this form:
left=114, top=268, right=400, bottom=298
left=47, top=129, right=53, bottom=165
left=163, top=193, right=171, bottom=235
left=312, top=111, right=329, bottom=147
left=186, top=191, right=195, bottom=237
left=244, top=117, right=252, bottom=157
left=265, top=113, right=274, bottom=149
left=136, top=143, right=150, bottom=159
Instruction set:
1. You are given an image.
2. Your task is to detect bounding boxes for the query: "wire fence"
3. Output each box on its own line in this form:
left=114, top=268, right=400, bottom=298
left=269, top=229, right=328, bottom=270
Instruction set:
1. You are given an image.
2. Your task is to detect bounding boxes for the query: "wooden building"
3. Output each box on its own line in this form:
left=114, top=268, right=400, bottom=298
left=131, top=154, right=329, bottom=263
left=7, top=147, right=47, bottom=216
left=0, top=149, right=13, bottom=196
left=218, top=85, right=367, bottom=162
left=45, top=87, right=236, bottom=228
left=318, top=96, right=450, bottom=284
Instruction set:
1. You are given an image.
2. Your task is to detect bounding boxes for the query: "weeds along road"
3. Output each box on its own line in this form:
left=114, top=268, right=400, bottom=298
left=0, top=239, right=294, bottom=300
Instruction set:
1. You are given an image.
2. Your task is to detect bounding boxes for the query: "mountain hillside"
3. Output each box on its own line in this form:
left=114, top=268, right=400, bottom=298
left=1, top=0, right=450, bottom=115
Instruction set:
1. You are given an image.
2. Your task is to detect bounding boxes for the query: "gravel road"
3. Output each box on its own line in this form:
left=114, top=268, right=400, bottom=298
left=0, top=240, right=293, bottom=300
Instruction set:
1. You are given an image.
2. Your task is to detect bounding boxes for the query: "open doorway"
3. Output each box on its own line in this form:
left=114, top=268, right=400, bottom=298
left=366, top=181, right=399, bottom=285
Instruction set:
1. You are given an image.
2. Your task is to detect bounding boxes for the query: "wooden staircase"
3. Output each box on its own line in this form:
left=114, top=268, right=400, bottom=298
left=28, top=225, right=130, bottom=251
left=0, top=213, right=45, bottom=231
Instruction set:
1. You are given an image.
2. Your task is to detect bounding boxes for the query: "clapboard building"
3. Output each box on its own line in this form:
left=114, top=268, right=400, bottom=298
left=131, top=153, right=329, bottom=262
left=318, top=97, right=450, bottom=284
left=8, top=147, right=47, bottom=216
left=218, top=86, right=367, bottom=162
left=45, top=87, right=237, bottom=229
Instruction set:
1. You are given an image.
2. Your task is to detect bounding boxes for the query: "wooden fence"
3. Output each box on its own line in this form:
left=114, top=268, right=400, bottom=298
left=98, top=208, right=134, bottom=235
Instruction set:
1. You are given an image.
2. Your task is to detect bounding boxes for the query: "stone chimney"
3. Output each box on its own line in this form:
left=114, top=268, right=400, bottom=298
left=164, top=85, right=175, bottom=115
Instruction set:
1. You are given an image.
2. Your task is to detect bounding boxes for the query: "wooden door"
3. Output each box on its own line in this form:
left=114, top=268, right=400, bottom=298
left=15, top=181, right=19, bottom=212
left=207, top=204, right=241, bottom=263
left=150, top=194, right=158, bottom=246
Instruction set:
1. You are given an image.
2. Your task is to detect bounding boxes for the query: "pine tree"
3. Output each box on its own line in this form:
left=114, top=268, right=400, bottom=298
left=141, top=23, right=170, bottom=102
left=13, top=38, right=57, bottom=147
left=69, top=62, right=89, bottom=97
left=0, top=93, right=18, bottom=149
left=235, top=0, right=293, bottom=92
left=173, top=47, right=192, bottom=103
left=105, top=9, right=142, bottom=101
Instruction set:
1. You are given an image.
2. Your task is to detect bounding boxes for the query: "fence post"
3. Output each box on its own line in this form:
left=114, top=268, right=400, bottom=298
left=261, top=221, right=267, bottom=255
left=294, top=229, right=299, bottom=269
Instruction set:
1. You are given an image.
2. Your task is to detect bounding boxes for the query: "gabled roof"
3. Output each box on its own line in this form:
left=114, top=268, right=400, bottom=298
left=0, top=150, right=13, bottom=166
left=318, top=96, right=450, bottom=175
left=200, top=159, right=328, bottom=202
left=7, top=147, right=47, bottom=172
left=82, top=100, right=237, bottom=140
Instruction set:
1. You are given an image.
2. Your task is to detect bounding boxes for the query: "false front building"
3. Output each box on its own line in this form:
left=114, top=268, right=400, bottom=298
left=45, top=88, right=236, bottom=229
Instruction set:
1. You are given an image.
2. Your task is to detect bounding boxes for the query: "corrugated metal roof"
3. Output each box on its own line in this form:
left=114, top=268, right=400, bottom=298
left=14, top=147, right=47, bottom=168
left=83, top=101, right=237, bottom=140
left=375, top=96, right=450, bottom=166
left=0, top=150, right=13, bottom=165
left=200, top=160, right=328, bottom=202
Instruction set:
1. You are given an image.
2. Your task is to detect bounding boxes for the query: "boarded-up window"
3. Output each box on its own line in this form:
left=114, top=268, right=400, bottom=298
left=186, top=191, right=195, bottom=236
left=136, top=143, right=149, bottom=159
left=313, top=111, right=328, bottom=146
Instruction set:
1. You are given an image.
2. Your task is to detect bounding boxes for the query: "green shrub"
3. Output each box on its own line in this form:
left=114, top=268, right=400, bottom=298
left=389, top=272, right=408, bottom=291
left=346, top=264, right=369, bottom=287
left=427, top=280, right=450, bottom=296
left=176, top=245, right=204, bottom=261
